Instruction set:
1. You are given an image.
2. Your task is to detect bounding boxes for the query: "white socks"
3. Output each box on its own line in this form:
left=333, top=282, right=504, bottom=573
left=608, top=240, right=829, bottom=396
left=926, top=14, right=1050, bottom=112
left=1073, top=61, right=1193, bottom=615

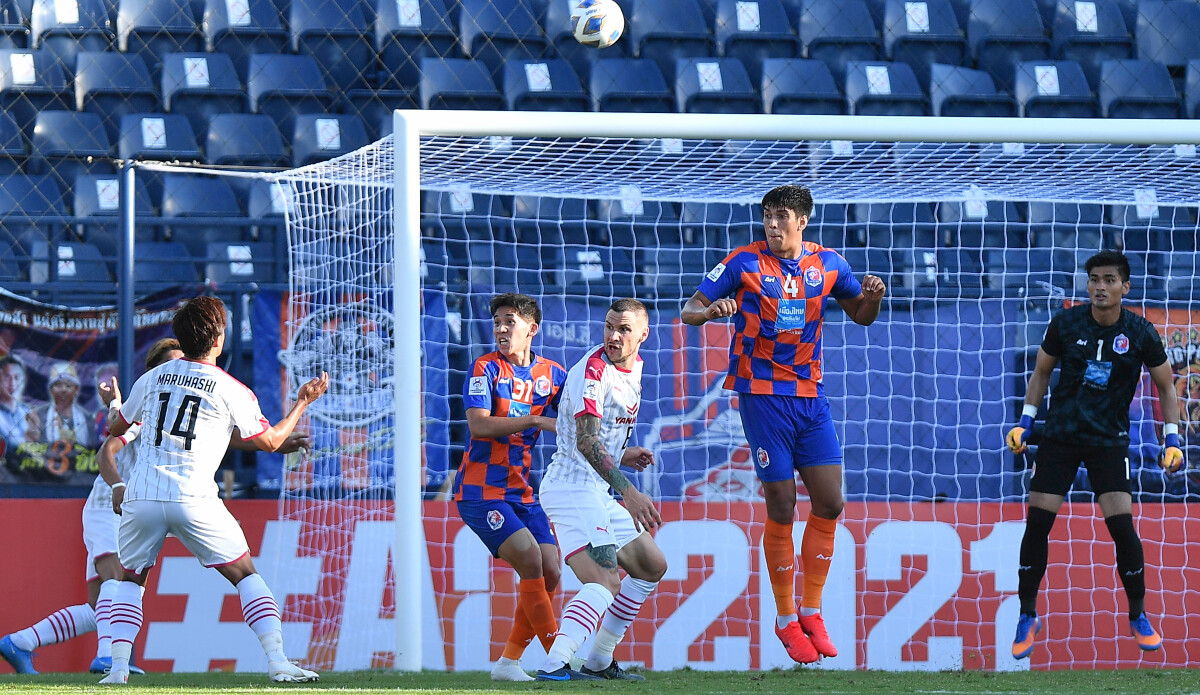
left=541, top=583, right=614, bottom=672
left=11, top=603, right=96, bottom=651
left=108, top=581, right=144, bottom=673
left=237, top=573, right=286, bottom=662
left=95, top=579, right=121, bottom=659
left=584, top=577, right=657, bottom=671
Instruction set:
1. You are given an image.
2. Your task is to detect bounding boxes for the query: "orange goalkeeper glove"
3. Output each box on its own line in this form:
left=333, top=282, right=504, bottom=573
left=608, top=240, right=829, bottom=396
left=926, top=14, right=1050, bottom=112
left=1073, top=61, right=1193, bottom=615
left=1161, top=429, right=1184, bottom=474
left=1006, top=410, right=1035, bottom=454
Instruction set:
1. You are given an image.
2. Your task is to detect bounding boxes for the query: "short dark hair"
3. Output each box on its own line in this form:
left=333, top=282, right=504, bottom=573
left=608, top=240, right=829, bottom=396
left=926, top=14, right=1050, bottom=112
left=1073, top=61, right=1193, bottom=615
left=1084, top=250, right=1131, bottom=282
left=145, top=337, right=182, bottom=370
left=761, top=185, right=814, bottom=219
left=608, top=297, right=648, bottom=318
left=0, top=355, right=22, bottom=373
left=490, top=293, right=541, bottom=325
left=172, top=296, right=227, bottom=359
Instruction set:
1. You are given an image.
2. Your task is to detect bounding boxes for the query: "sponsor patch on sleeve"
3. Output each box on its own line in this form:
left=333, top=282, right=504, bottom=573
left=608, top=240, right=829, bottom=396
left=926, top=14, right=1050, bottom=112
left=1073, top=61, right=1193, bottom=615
left=583, top=379, right=600, bottom=402
left=468, top=376, right=487, bottom=396
left=706, top=262, right=726, bottom=282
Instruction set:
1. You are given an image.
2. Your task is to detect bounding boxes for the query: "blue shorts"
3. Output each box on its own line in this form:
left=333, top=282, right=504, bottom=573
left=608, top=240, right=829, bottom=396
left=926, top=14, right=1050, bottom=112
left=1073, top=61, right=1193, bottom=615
left=455, top=499, right=556, bottom=558
left=739, top=392, right=843, bottom=483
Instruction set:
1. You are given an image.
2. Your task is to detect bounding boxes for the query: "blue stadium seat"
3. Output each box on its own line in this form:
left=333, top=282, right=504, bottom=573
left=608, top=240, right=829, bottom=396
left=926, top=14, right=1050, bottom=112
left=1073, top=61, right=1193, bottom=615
left=423, top=189, right=512, bottom=243
left=627, top=0, right=714, bottom=81
left=418, top=57, right=503, bottom=109
left=929, top=63, right=1014, bottom=116
left=117, top=112, right=201, bottom=161
left=1136, top=1, right=1200, bottom=71
left=590, top=58, right=673, bottom=112
left=291, top=112, right=369, bottom=166
left=799, top=0, right=881, bottom=81
left=246, top=53, right=335, bottom=133
left=117, top=0, right=202, bottom=76
left=760, top=57, right=845, bottom=114
left=344, top=88, right=420, bottom=140
left=289, top=0, right=373, bottom=93
left=202, top=0, right=287, bottom=80
left=844, top=60, right=927, bottom=115
left=374, top=0, right=457, bottom=90
left=674, top=56, right=758, bottom=112
left=467, top=237, right=519, bottom=289
left=681, top=200, right=757, bottom=249
left=712, top=0, right=799, bottom=82
left=0, top=0, right=28, bottom=48
left=0, top=240, right=25, bottom=280
left=635, top=244, right=709, bottom=302
left=967, top=0, right=1050, bottom=91
left=511, top=194, right=589, bottom=244
left=1028, top=201, right=1103, bottom=226
left=459, top=0, right=548, bottom=81
left=134, top=240, right=198, bottom=283
left=74, top=51, right=159, bottom=141
left=1014, top=59, right=1096, bottom=116
left=1161, top=251, right=1200, bottom=300
left=160, top=52, right=244, bottom=137
left=0, top=173, right=63, bottom=254
left=1188, top=59, right=1200, bottom=118
left=1108, top=0, right=1137, bottom=30
left=30, top=110, right=111, bottom=191
left=503, top=58, right=588, bottom=111
left=205, top=240, right=274, bottom=284
left=161, top=173, right=243, bottom=254
left=205, top=112, right=287, bottom=166
left=30, top=240, right=110, bottom=283
left=1098, top=59, right=1179, bottom=118
left=882, top=0, right=966, bottom=88
left=543, top=0, right=628, bottom=79
left=561, top=244, right=637, bottom=298
left=1051, top=0, right=1132, bottom=88
left=0, top=111, right=24, bottom=173
left=30, top=0, right=112, bottom=78
left=71, top=173, right=154, bottom=255
left=0, top=49, right=70, bottom=134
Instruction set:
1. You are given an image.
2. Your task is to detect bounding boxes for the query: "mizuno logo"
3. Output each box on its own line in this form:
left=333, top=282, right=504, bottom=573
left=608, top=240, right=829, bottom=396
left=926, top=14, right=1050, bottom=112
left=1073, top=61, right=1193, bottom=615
left=1076, top=339, right=1088, bottom=346
left=1019, top=565, right=1032, bottom=571
left=1125, top=569, right=1144, bottom=576
left=815, top=554, right=832, bottom=561
left=775, top=565, right=793, bottom=572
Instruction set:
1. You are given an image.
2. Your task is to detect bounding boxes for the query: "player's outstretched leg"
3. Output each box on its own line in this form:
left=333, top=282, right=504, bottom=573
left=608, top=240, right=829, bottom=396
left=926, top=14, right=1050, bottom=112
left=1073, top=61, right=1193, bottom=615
left=0, top=634, right=37, bottom=674
left=235, top=573, right=319, bottom=683
left=3, top=603, right=98, bottom=675
left=536, top=583, right=612, bottom=681
left=798, top=514, right=838, bottom=658
left=103, top=580, right=144, bottom=684
left=1011, top=613, right=1042, bottom=660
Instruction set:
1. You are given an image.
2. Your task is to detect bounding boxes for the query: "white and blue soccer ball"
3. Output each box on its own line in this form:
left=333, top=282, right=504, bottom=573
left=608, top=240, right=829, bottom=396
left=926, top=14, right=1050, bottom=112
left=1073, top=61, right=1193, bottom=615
left=571, top=0, right=624, bottom=49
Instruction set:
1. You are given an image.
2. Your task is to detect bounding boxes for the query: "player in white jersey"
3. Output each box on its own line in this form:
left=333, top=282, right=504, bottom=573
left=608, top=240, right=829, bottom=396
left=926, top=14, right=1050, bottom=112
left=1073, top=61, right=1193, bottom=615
left=99, top=297, right=328, bottom=685
left=535, top=298, right=668, bottom=682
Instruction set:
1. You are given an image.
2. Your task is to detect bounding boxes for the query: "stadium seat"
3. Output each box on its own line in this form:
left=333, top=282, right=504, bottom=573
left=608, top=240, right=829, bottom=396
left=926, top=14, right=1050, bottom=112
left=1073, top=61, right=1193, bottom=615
left=290, top=112, right=369, bottom=166
left=0, top=111, right=24, bottom=173
left=418, top=57, right=503, bottom=110
left=967, top=0, right=1050, bottom=91
left=590, top=58, right=673, bottom=112
left=245, top=177, right=288, bottom=244
left=712, top=0, right=799, bottom=82
left=760, top=57, right=845, bottom=114
left=1098, top=59, right=1179, bottom=118
left=30, top=240, right=110, bottom=283
left=681, top=200, right=757, bottom=248
left=1014, top=60, right=1097, bottom=117
left=844, top=60, right=927, bottom=115
left=0, top=173, right=63, bottom=254
left=674, top=56, right=759, bottom=113
left=202, top=0, right=287, bottom=80
left=0, top=240, right=25, bottom=280
left=467, top=237, right=519, bottom=289
left=1051, top=0, right=1132, bottom=88
left=117, top=112, right=201, bottom=161
left=1107, top=203, right=1196, bottom=251
left=1136, top=1, right=1200, bottom=71
left=627, top=0, right=715, bottom=81
left=1186, top=59, right=1200, bottom=118
left=30, top=110, right=112, bottom=191
left=344, top=88, right=420, bottom=140
left=71, top=173, right=155, bottom=256
left=30, top=0, right=113, bottom=78
left=929, top=63, right=1015, bottom=116
left=1161, top=251, right=1200, bottom=300
left=543, top=0, right=628, bottom=79
left=511, top=194, right=589, bottom=245
left=205, top=113, right=286, bottom=166
left=160, top=52, right=244, bottom=137
left=0, top=49, right=71, bottom=134
left=246, top=53, right=335, bottom=134
left=882, top=0, right=967, bottom=88
left=205, top=240, right=275, bottom=284
left=1107, top=0, right=1137, bottom=30
left=459, top=0, right=548, bottom=81
left=374, top=0, right=457, bottom=90
left=0, top=0, right=28, bottom=48
left=560, top=244, right=637, bottom=298
left=502, top=58, right=588, bottom=111
left=635, top=244, right=709, bottom=302
left=423, top=189, right=512, bottom=245
left=161, top=173, right=243, bottom=254
left=134, top=240, right=199, bottom=284
left=74, top=51, right=159, bottom=142
left=117, top=0, right=203, bottom=77
left=289, top=0, right=373, bottom=93
left=799, top=0, right=881, bottom=81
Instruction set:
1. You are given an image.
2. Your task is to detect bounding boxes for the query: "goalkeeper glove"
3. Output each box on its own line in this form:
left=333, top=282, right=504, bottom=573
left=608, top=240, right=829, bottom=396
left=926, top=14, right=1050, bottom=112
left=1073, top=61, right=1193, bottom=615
left=1160, top=424, right=1184, bottom=474
left=1006, top=406, right=1037, bottom=454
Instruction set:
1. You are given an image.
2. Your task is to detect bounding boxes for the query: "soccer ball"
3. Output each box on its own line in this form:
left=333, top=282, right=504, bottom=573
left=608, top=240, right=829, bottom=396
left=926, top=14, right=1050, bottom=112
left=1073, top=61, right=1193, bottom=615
left=571, top=0, right=624, bottom=49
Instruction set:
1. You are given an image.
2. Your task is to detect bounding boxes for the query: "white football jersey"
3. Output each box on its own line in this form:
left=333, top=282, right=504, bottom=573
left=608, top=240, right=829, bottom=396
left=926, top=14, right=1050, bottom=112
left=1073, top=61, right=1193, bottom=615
left=85, top=423, right=141, bottom=510
left=117, top=359, right=268, bottom=502
left=543, top=346, right=643, bottom=492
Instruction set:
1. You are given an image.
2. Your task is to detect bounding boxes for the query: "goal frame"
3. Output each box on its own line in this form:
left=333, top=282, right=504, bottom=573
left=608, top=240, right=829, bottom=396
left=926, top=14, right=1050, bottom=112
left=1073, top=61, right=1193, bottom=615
left=390, top=110, right=1200, bottom=671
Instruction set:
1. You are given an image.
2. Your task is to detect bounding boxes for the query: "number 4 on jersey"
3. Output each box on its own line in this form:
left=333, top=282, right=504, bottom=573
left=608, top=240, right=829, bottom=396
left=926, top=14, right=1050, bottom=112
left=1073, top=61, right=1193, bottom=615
left=155, top=393, right=201, bottom=450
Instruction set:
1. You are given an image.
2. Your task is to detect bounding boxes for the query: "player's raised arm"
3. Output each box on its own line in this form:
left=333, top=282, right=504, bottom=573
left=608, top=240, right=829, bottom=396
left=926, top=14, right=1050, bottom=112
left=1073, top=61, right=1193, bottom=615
left=576, top=413, right=661, bottom=531
left=249, top=373, right=329, bottom=452
left=835, top=274, right=887, bottom=326
left=680, top=291, right=737, bottom=326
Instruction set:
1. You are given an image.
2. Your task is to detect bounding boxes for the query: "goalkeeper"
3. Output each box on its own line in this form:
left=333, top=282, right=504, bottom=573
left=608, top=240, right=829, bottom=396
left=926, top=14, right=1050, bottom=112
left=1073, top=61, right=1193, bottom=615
left=1005, top=249, right=1182, bottom=660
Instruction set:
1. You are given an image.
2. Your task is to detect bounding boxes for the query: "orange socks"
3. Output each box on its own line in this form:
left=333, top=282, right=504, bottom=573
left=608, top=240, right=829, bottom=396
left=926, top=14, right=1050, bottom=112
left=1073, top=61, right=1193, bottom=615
left=800, top=514, right=837, bottom=611
left=763, top=518, right=797, bottom=617
left=501, top=578, right=560, bottom=660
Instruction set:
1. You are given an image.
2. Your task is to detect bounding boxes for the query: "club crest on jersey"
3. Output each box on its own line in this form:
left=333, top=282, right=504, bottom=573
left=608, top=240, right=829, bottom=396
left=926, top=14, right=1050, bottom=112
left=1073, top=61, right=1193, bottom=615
left=468, top=376, right=487, bottom=396
left=1114, top=334, right=1129, bottom=354
left=486, top=510, right=504, bottom=530
left=535, top=375, right=552, bottom=397
left=804, top=266, right=823, bottom=287
left=756, top=447, right=770, bottom=468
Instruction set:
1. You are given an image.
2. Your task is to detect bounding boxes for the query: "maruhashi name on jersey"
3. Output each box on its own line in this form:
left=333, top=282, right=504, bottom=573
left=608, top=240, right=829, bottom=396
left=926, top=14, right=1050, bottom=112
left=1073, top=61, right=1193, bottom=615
left=156, top=372, right=217, bottom=393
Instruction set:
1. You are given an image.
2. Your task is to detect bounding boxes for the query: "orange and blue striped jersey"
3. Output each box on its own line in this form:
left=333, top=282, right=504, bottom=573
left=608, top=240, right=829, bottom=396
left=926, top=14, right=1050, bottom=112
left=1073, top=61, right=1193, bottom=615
left=452, top=351, right=567, bottom=503
left=696, top=240, right=862, bottom=397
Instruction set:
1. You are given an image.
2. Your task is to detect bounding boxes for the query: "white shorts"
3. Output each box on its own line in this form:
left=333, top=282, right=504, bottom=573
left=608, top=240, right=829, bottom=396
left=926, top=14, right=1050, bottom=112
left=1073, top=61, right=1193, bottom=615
left=118, top=498, right=251, bottom=574
left=82, top=507, right=120, bottom=582
left=539, top=481, right=641, bottom=559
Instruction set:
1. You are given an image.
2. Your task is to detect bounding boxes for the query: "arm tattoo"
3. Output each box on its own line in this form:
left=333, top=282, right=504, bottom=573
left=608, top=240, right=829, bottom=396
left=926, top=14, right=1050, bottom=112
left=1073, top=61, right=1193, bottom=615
left=585, top=543, right=618, bottom=570
left=576, top=414, right=632, bottom=492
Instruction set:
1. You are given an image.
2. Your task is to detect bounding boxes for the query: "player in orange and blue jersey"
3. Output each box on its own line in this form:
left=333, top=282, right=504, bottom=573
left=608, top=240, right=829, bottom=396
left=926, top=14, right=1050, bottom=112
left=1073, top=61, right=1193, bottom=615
left=452, top=293, right=568, bottom=682
left=681, top=185, right=885, bottom=664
